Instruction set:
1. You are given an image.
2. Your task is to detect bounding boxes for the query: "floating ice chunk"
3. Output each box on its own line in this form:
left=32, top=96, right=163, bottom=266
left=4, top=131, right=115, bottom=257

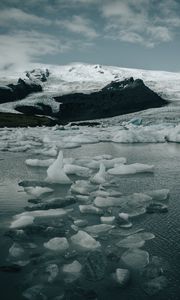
left=74, top=219, right=88, bottom=227
left=94, top=196, right=122, bottom=207
left=70, top=230, right=100, bottom=250
left=65, top=135, right=99, bottom=144
left=119, top=213, right=129, bottom=221
left=117, top=235, right=145, bottom=248
left=64, top=164, right=91, bottom=177
left=71, top=180, right=96, bottom=195
left=121, top=249, right=149, bottom=270
left=44, top=237, right=69, bottom=251
left=10, top=216, right=35, bottom=229
left=100, top=216, right=115, bottom=225
left=34, top=147, right=58, bottom=157
left=94, top=154, right=113, bottom=160
left=144, top=189, right=170, bottom=201
left=113, top=268, right=130, bottom=287
left=84, top=224, right=115, bottom=235
left=79, top=205, right=102, bottom=215
left=87, top=158, right=127, bottom=169
left=7, top=145, right=31, bottom=152
left=24, top=186, right=54, bottom=198
left=46, top=151, right=71, bottom=184
left=46, top=264, right=59, bottom=283
left=9, top=243, right=24, bottom=258
left=13, top=208, right=69, bottom=224
left=25, top=158, right=55, bottom=167
left=90, top=163, right=107, bottom=184
left=61, top=142, right=81, bottom=149
left=91, top=189, right=122, bottom=198
left=75, top=195, right=90, bottom=203
left=62, top=260, right=82, bottom=274
left=108, top=163, right=154, bottom=175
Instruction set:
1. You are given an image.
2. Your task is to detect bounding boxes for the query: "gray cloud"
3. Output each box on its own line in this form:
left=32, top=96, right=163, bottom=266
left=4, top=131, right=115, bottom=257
left=101, top=0, right=180, bottom=47
left=0, top=31, right=70, bottom=70
left=56, top=15, right=98, bottom=39
left=0, top=8, right=51, bottom=27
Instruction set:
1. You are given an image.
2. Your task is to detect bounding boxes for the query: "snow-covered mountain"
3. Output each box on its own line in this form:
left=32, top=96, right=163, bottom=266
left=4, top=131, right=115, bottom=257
left=0, top=63, right=180, bottom=125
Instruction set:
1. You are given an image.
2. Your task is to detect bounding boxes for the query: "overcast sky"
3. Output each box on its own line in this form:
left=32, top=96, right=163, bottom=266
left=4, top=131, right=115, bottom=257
left=0, top=0, right=180, bottom=71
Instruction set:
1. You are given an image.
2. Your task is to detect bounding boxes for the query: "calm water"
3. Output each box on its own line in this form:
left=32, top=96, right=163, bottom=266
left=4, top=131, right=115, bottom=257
left=0, top=142, right=180, bottom=300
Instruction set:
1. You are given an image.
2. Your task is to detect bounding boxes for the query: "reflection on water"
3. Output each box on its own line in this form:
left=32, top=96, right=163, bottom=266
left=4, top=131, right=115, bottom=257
left=0, top=143, right=180, bottom=300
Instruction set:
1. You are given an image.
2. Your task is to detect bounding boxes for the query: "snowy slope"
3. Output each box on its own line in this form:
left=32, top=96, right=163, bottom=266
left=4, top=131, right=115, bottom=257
left=0, top=63, right=180, bottom=124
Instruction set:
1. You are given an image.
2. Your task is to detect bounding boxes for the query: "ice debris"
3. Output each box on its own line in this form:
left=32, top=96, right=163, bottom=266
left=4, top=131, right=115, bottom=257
left=70, top=230, right=101, bottom=250
left=46, top=151, right=71, bottom=184
left=44, top=237, right=69, bottom=252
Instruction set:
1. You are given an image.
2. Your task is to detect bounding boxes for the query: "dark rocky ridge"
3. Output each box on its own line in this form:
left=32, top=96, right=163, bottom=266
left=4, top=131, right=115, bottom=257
left=0, top=78, right=42, bottom=104
left=53, top=77, right=168, bottom=122
left=0, top=76, right=168, bottom=127
left=0, top=112, right=56, bottom=128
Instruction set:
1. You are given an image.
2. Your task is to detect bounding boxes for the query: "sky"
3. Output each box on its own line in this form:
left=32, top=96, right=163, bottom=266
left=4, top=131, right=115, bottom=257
left=0, top=0, right=180, bottom=72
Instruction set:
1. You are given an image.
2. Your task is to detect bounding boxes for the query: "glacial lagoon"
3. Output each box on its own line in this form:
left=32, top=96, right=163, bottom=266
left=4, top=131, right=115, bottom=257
left=0, top=139, right=180, bottom=300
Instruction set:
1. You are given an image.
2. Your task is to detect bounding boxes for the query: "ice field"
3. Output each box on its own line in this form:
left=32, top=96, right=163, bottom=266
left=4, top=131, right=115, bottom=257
left=0, top=123, right=180, bottom=300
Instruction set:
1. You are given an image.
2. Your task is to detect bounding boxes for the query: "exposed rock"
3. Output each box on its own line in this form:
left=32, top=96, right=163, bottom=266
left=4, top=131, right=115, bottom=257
left=54, top=77, right=167, bottom=122
left=0, top=78, right=42, bottom=104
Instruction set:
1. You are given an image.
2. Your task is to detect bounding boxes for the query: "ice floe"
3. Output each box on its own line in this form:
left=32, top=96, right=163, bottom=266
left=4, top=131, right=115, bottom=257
left=79, top=205, right=102, bottom=215
left=108, top=163, right=154, bottom=175
left=44, top=237, right=69, bottom=251
left=121, top=248, right=149, bottom=270
left=70, top=230, right=101, bottom=250
left=23, top=186, right=54, bottom=198
left=70, top=180, right=96, bottom=195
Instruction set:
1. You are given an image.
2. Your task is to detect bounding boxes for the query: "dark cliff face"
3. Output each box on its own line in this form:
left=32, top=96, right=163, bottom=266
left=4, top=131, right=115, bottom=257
left=53, top=78, right=168, bottom=122
left=0, top=78, right=42, bottom=104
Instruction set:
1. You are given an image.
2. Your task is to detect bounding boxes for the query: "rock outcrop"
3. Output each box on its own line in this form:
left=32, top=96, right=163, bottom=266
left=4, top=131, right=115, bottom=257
left=0, top=78, right=42, bottom=104
left=53, top=77, right=168, bottom=122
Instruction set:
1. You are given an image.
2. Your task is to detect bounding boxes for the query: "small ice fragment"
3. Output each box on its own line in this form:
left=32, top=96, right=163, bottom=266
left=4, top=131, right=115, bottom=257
left=144, top=189, right=170, bottom=201
left=64, top=164, right=91, bottom=177
left=25, top=158, right=55, bottom=167
left=74, top=219, right=88, bottom=227
left=121, top=248, right=149, bottom=270
left=70, top=230, right=101, bottom=250
left=90, top=163, right=107, bottom=184
left=119, top=213, right=129, bottom=221
left=84, top=224, right=115, bottom=235
left=114, top=268, right=130, bottom=287
left=108, top=163, right=154, bottom=175
left=10, top=216, right=35, bottom=229
left=63, top=260, right=82, bottom=274
left=71, top=180, right=96, bottom=195
left=79, top=205, right=102, bottom=215
left=46, top=264, right=59, bottom=283
left=9, top=243, right=24, bottom=258
left=100, top=216, right=115, bottom=225
left=44, top=237, right=69, bottom=252
left=24, top=186, right=54, bottom=198
left=46, top=151, right=71, bottom=184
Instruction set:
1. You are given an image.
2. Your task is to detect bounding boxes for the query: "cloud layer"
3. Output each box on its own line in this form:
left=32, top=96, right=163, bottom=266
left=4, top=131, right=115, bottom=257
left=0, top=0, right=180, bottom=70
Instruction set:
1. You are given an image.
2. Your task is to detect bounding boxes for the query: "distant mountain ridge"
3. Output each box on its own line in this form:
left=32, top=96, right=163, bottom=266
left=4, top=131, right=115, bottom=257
left=0, top=63, right=180, bottom=126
